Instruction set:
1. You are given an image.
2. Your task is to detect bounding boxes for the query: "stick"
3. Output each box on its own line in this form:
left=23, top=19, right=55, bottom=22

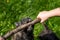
left=2, top=19, right=40, bottom=39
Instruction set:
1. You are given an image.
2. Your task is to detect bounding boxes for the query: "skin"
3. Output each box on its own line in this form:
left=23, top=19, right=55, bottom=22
left=37, top=8, right=60, bottom=23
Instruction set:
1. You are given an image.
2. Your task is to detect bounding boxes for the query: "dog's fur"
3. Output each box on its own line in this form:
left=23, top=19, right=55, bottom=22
left=38, top=23, right=59, bottom=40
left=11, top=17, right=59, bottom=40
left=11, top=17, right=34, bottom=40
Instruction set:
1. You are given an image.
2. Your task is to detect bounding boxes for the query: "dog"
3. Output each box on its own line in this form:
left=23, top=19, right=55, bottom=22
left=11, top=17, right=34, bottom=40
left=38, top=23, right=59, bottom=40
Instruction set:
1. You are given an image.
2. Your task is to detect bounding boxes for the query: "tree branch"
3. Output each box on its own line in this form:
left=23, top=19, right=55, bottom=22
left=2, top=19, right=40, bottom=39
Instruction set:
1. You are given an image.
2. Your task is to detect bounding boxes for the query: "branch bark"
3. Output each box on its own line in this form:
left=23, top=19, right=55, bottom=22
left=2, top=18, right=40, bottom=39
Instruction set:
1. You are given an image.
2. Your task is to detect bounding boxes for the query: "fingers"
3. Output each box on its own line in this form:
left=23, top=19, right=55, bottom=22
left=37, top=11, right=49, bottom=23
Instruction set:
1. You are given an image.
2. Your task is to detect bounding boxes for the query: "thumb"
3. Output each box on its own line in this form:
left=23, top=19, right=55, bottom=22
left=40, top=19, right=46, bottom=23
left=40, top=19, right=44, bottom=23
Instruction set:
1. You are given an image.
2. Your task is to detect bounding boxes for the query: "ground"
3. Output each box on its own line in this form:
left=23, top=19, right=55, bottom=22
left=0, top=0, right=60, bottom=40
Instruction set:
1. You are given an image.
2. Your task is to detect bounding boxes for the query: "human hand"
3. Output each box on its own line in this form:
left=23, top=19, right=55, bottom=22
left=37, top=11, right=50, bottom=23
left=37, top=8, right=60, bottom=23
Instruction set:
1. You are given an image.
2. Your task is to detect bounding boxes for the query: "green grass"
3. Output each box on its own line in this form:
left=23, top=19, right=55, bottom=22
left=0, top=0, right=60, bottom=40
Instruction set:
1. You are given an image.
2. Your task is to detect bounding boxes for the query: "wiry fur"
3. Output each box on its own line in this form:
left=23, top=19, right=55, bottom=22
left=11, top=17, right=34, bottom=40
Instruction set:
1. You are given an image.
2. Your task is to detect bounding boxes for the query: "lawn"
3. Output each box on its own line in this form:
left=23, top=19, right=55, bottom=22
left=0, top=0, right=60, bottom=40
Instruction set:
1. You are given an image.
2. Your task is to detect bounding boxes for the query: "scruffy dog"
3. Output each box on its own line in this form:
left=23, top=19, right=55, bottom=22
left=11, top=17, right=59, bottom=40
left=38, top=23, right=59, bottom=40
left=11, top=17, right=34, bottom=40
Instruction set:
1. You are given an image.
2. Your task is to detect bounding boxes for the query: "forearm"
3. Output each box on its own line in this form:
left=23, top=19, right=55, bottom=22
left=48, top=8, right=60, bottom=18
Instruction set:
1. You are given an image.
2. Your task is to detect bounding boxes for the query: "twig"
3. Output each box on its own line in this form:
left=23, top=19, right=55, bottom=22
left=2, top=19, right=40, bottom=39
